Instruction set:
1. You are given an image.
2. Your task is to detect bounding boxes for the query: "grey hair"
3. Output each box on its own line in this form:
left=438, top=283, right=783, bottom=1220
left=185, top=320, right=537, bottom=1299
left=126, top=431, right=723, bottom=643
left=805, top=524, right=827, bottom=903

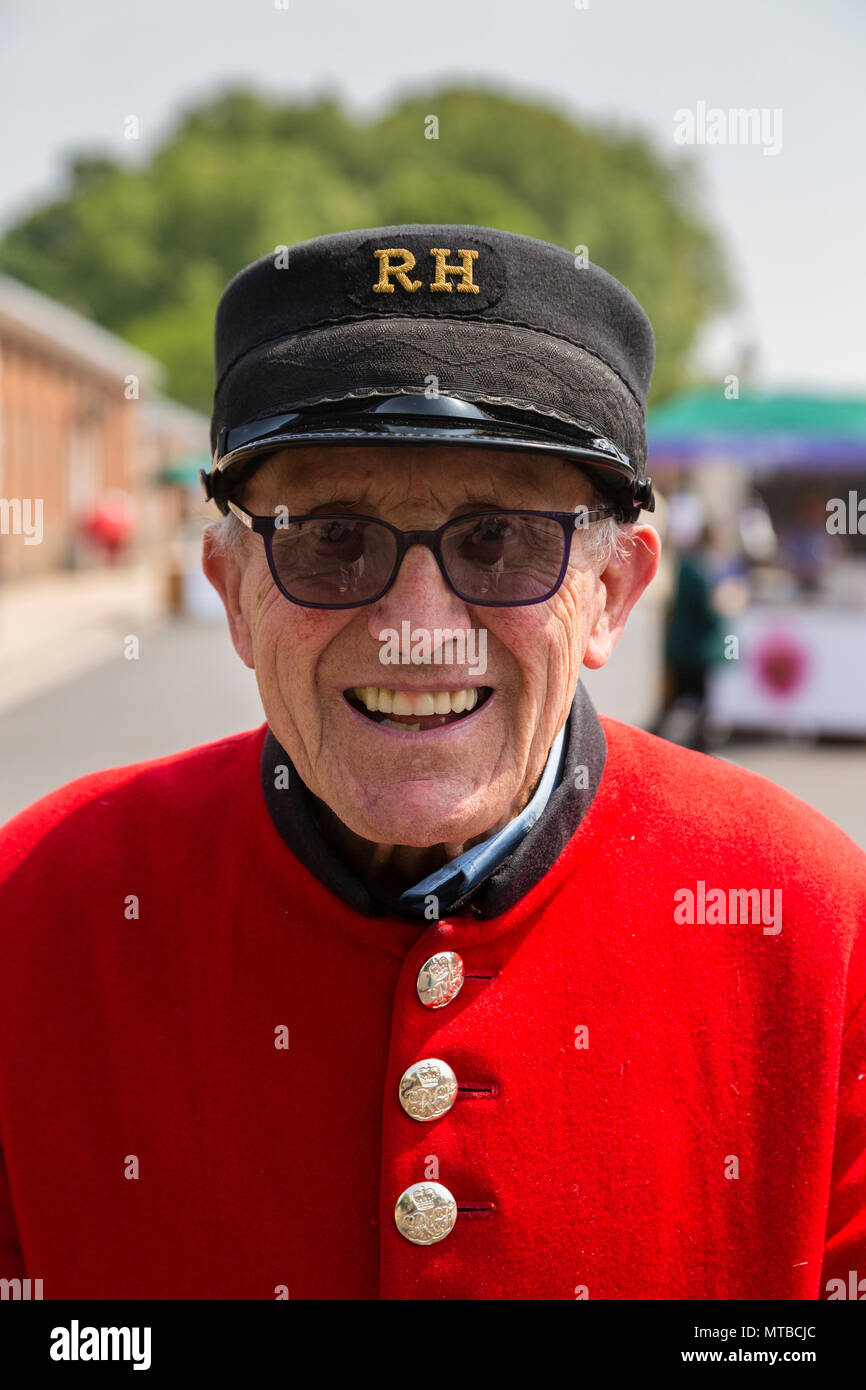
left=586, top=512, right=634, bottom=570
left=205, top=510, right=250, bottom=559
left=582, top=482, right=639, bottom=569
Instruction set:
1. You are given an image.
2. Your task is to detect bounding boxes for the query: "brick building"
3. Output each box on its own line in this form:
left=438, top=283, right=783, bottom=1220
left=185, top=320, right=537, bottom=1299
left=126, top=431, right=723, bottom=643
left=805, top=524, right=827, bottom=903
left=0, top=273, right=208, bottom=580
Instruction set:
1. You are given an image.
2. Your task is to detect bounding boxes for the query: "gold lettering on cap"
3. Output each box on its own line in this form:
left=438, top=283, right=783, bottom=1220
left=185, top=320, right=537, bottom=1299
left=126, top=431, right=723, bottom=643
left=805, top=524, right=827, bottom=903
left=429, top=248, right=480, bottom=294
left=372, top=248, right=422, bottom=293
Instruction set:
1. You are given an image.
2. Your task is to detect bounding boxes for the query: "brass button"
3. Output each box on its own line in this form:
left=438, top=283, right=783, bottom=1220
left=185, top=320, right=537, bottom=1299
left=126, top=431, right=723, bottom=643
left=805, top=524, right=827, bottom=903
left=416, top=951, right=464, bottom=1009
left=399, top=1058, right=458, bottom=1121
left=394, top=1181, right=458, bottom=1245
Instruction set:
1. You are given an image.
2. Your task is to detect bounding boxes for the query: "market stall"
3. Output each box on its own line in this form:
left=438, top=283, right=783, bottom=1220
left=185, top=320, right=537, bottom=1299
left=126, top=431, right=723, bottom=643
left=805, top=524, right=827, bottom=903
left=647, top=389, right=866, bottom=738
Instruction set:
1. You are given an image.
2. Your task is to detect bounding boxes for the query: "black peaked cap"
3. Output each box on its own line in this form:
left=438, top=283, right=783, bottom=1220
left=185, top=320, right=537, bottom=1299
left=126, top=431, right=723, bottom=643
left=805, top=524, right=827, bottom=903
left=208, top=224, right=656, bottom=510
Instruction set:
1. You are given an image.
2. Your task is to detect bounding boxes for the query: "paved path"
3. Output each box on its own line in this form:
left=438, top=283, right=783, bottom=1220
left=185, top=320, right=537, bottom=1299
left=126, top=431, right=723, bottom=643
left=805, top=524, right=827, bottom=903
left=0, top=561, right=165, bottom=715
left=0, top=616, right=261, bottom=822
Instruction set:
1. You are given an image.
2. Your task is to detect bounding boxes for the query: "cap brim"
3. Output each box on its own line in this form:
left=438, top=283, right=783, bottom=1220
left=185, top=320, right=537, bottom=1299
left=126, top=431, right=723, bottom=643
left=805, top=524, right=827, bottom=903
left=214, top=422, right=637, bottom=510
left=205, top=392, right=651, bottom=520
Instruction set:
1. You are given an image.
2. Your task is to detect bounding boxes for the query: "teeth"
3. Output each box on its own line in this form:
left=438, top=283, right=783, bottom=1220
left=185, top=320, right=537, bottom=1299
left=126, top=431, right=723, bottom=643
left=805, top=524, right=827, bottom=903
left=352, top=686, right=484, bottom=715
left=380, top=718, right=421, bottom=730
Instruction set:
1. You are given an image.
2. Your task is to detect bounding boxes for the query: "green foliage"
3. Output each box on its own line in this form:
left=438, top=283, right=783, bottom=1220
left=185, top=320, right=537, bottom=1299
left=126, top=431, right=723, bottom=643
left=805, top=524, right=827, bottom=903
left=0, top=85, right=731, bottom=412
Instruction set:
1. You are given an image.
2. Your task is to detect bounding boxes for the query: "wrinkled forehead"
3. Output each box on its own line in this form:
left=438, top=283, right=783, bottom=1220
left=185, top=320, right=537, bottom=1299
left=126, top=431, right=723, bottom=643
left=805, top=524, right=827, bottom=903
left=237, top=443, right=600, bottom=513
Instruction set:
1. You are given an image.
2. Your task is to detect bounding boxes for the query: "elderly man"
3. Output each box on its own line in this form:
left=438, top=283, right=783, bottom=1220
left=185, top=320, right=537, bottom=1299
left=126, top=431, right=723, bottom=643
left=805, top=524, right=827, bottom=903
left=0, top=226, right=864, bottom=1302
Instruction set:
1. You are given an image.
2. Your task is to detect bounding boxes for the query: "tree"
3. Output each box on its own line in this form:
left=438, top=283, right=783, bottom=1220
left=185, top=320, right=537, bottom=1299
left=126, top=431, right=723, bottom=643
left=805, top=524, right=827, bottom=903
left=0, top=85, right=730, bottom=412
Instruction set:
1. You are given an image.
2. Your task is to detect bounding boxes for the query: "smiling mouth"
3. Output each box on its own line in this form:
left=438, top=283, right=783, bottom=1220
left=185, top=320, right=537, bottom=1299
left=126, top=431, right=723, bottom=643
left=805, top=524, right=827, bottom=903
left=344, top=685, right=492, bottom=731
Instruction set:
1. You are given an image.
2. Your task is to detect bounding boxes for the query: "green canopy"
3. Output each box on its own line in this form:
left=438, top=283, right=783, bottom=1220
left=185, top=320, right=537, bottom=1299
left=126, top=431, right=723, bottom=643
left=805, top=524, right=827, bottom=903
left=647, top=388, right=866, bottom=469
left=158, top=455, right=210, bottom=486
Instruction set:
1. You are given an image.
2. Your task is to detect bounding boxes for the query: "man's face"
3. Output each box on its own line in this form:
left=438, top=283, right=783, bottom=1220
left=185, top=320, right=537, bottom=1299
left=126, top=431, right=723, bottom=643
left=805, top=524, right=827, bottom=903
left=204, top=445, right=658, bottom=848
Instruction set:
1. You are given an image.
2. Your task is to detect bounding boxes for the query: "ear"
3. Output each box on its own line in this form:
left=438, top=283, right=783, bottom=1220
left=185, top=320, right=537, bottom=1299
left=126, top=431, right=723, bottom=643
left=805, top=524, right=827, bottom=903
left=583, top=524, right=661, bottom=670
left=201, top=525, right=255, bottom=669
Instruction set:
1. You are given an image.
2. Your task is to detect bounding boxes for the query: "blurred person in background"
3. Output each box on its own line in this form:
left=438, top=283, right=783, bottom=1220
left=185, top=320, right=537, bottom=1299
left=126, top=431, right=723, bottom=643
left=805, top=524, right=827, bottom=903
left=653, top=492, right=725, bottom=751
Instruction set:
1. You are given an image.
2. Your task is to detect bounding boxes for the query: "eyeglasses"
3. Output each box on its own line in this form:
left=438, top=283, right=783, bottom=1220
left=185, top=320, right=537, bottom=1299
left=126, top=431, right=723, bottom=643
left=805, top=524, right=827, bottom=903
left=226, top=500, right=617, bottom=609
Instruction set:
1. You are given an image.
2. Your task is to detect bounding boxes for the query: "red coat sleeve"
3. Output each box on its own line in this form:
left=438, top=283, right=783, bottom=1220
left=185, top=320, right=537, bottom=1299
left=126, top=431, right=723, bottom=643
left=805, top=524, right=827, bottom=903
left=821, top=975, right=866, bottom=1298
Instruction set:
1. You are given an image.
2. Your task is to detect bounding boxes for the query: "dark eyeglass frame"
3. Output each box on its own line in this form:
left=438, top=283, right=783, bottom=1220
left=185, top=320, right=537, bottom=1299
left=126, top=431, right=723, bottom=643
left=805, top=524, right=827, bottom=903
left=226, top=498, right=619, bottom=609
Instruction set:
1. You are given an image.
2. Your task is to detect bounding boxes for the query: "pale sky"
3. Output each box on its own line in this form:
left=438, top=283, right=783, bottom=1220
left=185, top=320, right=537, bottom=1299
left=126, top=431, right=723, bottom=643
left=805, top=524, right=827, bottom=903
left=1, top=0, right=864, bottom=390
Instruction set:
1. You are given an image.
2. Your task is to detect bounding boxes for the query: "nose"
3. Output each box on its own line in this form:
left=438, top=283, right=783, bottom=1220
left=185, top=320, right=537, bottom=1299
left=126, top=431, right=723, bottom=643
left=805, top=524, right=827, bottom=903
left=366, top=539, right=471, bottom=644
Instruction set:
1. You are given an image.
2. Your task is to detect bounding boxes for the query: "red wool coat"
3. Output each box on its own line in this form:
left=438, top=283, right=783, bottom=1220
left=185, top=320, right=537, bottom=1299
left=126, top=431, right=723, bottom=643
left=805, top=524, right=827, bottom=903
left=0, top=718, right=864, bottom=1300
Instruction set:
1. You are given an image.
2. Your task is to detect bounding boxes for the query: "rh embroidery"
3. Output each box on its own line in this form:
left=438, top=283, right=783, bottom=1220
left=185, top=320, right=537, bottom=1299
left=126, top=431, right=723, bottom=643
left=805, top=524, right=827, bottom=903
left=372, top=247, right=480, bottom=294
